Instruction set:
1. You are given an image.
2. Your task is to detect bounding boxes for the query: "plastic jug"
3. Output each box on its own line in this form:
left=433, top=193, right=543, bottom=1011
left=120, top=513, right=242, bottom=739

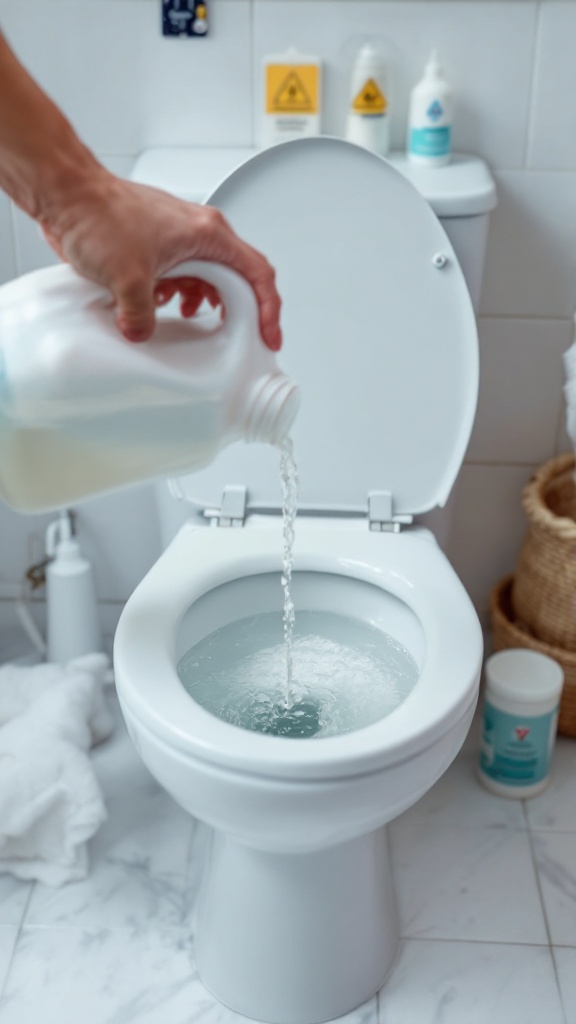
left=0, top=260, right=300, bottom=513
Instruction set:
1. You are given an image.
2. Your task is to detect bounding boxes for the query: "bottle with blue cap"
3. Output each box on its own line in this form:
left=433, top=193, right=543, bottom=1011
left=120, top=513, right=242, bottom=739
left=407, top=50, right=453, bottom=167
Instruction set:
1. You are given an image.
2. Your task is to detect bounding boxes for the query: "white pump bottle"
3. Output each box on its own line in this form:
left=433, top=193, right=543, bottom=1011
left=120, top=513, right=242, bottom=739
left=45, top=510, right=102, bottom=664
left=407, top=50, right=453, bottom=167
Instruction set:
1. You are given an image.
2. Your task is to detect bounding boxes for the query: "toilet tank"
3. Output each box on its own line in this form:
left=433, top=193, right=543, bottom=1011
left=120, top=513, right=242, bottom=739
left=130, top=147, right=497, bottom=314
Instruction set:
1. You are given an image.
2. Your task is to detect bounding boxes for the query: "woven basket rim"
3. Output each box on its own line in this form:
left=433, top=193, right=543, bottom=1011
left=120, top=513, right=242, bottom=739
left=491, top=574, right=576, bottom=667
left=522, top=452, right=576, bottom=538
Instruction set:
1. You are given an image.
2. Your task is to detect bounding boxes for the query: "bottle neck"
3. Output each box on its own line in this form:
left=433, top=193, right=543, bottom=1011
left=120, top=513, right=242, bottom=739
left=243, top=372, right=300, bottom=445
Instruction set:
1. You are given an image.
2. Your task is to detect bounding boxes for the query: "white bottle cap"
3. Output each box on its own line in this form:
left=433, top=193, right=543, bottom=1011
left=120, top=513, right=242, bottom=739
left=485, top=649, right=564, bottom=709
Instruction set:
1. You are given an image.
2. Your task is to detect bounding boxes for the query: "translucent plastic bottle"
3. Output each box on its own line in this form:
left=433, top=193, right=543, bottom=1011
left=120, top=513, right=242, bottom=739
left=0, top=260, right=300, bottom=513
left=345, top=42, right=390, bottom=156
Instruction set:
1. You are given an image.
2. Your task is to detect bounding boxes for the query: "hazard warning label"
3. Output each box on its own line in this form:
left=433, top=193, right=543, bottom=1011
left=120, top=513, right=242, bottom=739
left=266, top=64, right=320, bottom=115
left=352, top=78, right=387, bottom=115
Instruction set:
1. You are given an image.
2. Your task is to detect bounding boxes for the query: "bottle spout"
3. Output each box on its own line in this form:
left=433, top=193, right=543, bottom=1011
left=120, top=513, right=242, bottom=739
left=244, top=374, right=301, bottom=444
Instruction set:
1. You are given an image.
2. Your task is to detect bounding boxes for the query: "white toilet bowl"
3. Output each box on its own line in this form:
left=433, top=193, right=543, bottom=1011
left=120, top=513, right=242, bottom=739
left=114, top=137, right=490, bottom=1023
left=115, top=516, right=482, bottom=1023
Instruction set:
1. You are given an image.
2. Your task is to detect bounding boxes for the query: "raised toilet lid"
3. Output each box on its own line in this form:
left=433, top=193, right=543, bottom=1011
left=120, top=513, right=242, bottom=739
left=174, top=137, right=478, bottom=520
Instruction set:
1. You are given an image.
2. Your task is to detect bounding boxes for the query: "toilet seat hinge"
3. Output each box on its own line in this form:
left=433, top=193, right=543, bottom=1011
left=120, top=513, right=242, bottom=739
left=205, top=485, right=247, bottom=527
left=368, top=491, right=413, bottom=533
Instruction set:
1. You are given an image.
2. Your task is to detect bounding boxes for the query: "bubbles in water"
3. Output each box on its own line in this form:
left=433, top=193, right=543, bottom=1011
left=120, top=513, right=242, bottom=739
left=178, top=610, right=419, bottom=739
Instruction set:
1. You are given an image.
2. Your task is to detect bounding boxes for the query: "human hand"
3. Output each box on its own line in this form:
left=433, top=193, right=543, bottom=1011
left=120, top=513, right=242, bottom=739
left=39, top=168, right=282, bottom=350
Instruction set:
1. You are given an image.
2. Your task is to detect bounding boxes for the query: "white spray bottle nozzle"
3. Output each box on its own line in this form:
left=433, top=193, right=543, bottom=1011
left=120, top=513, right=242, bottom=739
left=425, top=49, right=443, bottom=77
left=46, top=509, right=76, bottom=559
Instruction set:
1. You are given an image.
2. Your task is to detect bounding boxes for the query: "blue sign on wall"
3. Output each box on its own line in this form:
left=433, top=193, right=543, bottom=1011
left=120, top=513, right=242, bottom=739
left=162, top=1, right=208, bottom=38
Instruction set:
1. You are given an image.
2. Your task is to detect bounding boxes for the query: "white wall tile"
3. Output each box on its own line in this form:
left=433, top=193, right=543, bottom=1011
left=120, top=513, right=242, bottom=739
left=253, top=1, right=537, bottom=168
left=0, top=1, right=253, bottom=154
left=446, top=463, right=536, bottom=622
left=66, top=486, right=162, bottom=602
left=467, top=316, right=570, bottom=465
left=528, top=2, right=576, bottom=171
left=480, top=171, right=576, bottom=318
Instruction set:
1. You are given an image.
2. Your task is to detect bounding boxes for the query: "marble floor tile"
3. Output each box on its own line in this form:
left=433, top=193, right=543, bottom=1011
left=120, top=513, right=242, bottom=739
left=379, top=939, right=565, bottom=1024
left=398, top=746, right=527, bottom=830
left=0, top=929, right=18, bottom=1001
left=531, top=832, right=576, bottom=946
left=525, top=738, right=576, bottom=832
left=24, top=796, right=195, bottom=929
left=0, top=878, right=31, bottom=928
left=553, top=946, right=576, bottom=1024
left=0, top=925, right=378, bottom=1024
left=390, top=823, right=548, bottom=944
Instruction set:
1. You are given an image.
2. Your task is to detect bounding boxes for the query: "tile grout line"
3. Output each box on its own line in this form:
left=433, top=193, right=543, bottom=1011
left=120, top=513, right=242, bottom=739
left=0, top=883, right=35, bottom=1005
left=524, top=809, right=569, bottom=1024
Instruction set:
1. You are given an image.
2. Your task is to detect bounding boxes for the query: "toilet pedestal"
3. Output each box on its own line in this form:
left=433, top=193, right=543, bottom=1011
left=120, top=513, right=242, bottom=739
left=194, top=825, right=399, bottom=1024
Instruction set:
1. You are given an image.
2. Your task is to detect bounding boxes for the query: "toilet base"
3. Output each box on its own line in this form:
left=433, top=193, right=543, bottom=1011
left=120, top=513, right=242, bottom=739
left=194, top=825, right=399, bottom=1024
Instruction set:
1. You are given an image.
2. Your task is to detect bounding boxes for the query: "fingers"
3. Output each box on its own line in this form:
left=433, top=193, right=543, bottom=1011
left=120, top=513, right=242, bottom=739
left=190, top=206, right=283, bottom=351
left=114, top=274, right=157, bottom=342
left=154, top=278, right=222, bottom=318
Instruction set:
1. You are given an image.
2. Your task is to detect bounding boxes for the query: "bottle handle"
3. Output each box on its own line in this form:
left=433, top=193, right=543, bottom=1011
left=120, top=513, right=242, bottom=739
left=67, top=259, right=261, bottom=342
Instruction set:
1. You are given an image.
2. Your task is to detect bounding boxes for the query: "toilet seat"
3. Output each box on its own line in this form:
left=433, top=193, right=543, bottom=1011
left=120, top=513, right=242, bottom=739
left=164, top=136, right=479, bottom=526
left=114, top=518, right=482, bottom=782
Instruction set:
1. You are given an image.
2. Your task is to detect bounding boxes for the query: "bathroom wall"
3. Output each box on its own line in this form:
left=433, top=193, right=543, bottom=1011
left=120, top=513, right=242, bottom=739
left=0, top=0, right=574, bottom=645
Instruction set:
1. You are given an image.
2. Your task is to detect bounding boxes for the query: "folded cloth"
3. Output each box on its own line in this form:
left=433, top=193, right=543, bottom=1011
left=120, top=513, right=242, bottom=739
left=0, top=653, right=114, bottom=886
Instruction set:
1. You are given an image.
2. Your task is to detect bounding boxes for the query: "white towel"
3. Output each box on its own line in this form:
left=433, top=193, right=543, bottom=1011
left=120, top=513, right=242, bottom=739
left=0, top=653, right=114, bottom=886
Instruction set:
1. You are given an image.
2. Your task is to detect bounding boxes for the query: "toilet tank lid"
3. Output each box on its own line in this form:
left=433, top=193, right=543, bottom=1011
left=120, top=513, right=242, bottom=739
left=131, top=147, right=497, bottom=218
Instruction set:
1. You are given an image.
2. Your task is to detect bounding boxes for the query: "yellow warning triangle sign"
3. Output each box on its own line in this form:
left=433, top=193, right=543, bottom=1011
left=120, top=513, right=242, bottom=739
left=271, top=70, right=314, bottom=113
left=352, top=78, right=387, bottom=115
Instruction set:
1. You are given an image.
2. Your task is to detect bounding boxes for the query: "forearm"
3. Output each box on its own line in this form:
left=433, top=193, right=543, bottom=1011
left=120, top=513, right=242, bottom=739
left=0, top=31, right=101, bottom=220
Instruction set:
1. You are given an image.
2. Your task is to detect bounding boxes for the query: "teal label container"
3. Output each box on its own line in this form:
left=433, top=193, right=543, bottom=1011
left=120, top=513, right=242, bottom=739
left=477, top=649, right=564, bottom=798
left=409, top=125, right=451, bottom=160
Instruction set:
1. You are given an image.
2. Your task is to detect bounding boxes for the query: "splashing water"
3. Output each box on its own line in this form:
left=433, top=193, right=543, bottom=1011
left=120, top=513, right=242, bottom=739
left=177, top=610, right=419, bottom=739
left=279, top=436, right=299, bottom=707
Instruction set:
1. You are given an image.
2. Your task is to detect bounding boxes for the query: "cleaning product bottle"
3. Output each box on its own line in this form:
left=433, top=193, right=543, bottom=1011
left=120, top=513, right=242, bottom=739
left=45, top=510, right=102, bottom=663
left=345, top=42, right=390, bottom=156
left=262, top=49, right=322, bottom=147
left=478, top=649, right=564, bottom=798
left=0, top=260, right=300, bottom=513
left=407, top=50, right=453, bottom=167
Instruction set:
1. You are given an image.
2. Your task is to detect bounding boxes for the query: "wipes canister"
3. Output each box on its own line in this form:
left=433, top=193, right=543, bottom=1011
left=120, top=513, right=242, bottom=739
left=478, top=648, right=564, bottom=798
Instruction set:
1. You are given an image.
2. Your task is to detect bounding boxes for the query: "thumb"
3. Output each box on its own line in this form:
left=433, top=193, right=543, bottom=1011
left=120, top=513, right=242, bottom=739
left=114, top=276, right=156, bottom=342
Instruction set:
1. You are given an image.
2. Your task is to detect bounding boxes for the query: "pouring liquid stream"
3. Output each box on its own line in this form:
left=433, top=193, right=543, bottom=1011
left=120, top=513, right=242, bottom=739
left=279, top=436, right=299, bottom=709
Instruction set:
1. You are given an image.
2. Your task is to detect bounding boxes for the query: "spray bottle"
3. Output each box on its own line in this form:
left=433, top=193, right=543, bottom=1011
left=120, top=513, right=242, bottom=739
left=45, top=510, right=102, bottom=663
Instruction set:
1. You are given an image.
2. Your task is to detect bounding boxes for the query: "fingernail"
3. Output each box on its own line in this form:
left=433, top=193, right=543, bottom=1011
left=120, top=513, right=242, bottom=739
left=269, top=328, right=282, bottom=352
left=123, top=326, right=150, bottom=343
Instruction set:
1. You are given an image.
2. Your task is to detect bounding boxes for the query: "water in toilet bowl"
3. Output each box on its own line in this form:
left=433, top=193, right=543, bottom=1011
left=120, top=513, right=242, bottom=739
left=177, top=609, right=419, bottom=739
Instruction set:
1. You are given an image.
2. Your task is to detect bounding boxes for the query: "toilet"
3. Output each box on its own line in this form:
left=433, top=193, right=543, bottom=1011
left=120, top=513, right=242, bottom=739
left=114, top=138, right=495, bottom=1024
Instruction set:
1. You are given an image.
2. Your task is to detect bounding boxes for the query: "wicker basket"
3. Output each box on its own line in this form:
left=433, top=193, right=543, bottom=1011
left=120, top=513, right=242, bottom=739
left=512, top=453, right=576, bottom=651
left=491, top=574, right=576, bottom=738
